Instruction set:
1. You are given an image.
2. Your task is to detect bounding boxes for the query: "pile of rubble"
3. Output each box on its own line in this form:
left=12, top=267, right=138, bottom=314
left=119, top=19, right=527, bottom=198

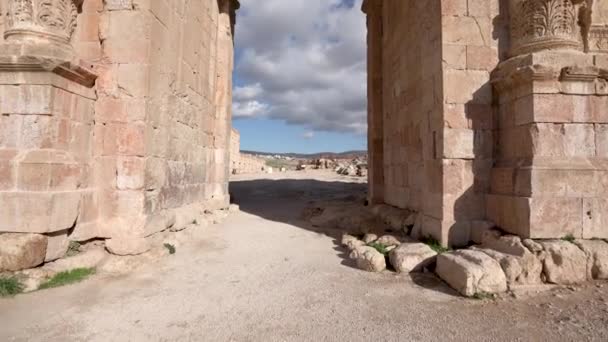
left=335, top=158, right=368, bottom=177
left=309, top=202, right=608, bottom=298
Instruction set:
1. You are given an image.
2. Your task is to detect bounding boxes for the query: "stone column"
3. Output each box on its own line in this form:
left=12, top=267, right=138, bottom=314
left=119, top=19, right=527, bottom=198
left=488, top=0, right=608, bottom=239
left=0, top=0, right=98, bottom=269
left=362, top=0, right=385, bottom=205
left=211, top=0, right=238, bottom=208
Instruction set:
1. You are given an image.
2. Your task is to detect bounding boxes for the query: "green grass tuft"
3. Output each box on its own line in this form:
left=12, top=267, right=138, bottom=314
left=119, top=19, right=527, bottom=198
left=562, top=234, right=576, bottom=243
left=38, top=268, right=95, bottom=290
left=472, top=292, right=495, bottom=300
left=367, top=242, right=390, bottom=256
left=164, top=243, right=176, bottom=255
left=0, top=276, right=24, bottom=297
left=421, top=236, right=450, bottom=254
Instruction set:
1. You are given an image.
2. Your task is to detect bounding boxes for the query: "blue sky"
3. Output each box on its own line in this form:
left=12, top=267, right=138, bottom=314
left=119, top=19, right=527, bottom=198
left=232, top=0, right=367, bottom=154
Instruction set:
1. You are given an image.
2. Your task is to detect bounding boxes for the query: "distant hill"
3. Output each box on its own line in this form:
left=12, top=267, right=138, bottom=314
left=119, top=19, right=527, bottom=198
left=241, top=150, right=367, bottom=160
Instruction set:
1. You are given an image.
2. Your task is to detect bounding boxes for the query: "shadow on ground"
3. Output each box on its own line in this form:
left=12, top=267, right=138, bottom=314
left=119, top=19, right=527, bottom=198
left=229, top=177, right=458, bottom=297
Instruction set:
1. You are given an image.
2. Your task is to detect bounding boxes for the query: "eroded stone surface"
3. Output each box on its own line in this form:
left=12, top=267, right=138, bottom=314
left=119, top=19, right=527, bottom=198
left=436, top=250, right=508, bottom=297
left=574, top=239, right=608, bottom=280
left=538, top=240, right=588, bottom=285
left=389, top=243, right=437, bottom=273
left=44, top=230, right=70, bottom=262
left=0, top=233, right=48, bottom=272
left=349, top=246, right=386, bottom=272
left=105, top=237, right=151, bottom=256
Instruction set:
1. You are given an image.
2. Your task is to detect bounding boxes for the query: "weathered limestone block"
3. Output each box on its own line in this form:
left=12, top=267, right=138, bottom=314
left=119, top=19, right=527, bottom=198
left=436, top=250, right=508, bottom=297
left=538, top=240, right=588, bottom=284
left=376, top=235, right=402, bottom=247
left=143, top=211, right=176, bottom=237
left=341, top=234, right=366, bottom=251
left=349, top=246, right=386, bottom=272
left=574, top=239, right=608, bottom=280
left=105, top=236, right=151, bottom=256
left=479, top=231, right=543, bottom=284
left=363, top=233, right=378, bottom=244
left=0, top=233, right=48, bottom=271
left=389, top=243, right=437, bottom=273
left=44, top=230, right=70, bottom=262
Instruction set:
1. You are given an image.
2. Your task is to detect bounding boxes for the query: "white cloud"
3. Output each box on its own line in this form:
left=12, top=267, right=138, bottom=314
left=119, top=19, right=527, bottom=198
left=233, top=0, right=367, bottom=134
left=301, top=131, right=315, bottom=139
left=233, top=100, right=269, bottom=118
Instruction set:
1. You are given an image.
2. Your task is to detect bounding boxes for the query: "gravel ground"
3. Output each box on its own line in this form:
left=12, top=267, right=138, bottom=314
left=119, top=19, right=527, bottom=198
left=1, top=170, right=608, bottom=342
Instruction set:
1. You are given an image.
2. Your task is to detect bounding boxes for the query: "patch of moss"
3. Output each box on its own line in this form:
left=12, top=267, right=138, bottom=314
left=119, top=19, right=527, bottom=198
left=0, top=276, right=24, bottom=297
left=472, top=292, right=495, bottom=300
left=38, top=268, right=95, bottom=290
left=561, top=234, right=576, bottom=243
left=421, top=236, right=450, bottom=254
left=164, top=243, right=176, bottom=255
left=66, top=241, right=81, bottom=257
left=367, top=242, right=390, bottom=256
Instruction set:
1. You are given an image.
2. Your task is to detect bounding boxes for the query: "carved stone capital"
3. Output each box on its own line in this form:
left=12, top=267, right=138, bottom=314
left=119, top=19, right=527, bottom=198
left=509, top=0, right=586, bottom=57
left=588, top=25, right=608, bottom=53
left=4, top=0, right=83, bottom=52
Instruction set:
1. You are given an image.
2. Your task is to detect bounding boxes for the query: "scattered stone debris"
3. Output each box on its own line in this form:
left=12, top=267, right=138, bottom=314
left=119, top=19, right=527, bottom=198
left=309, top=200, right=608, bottom=299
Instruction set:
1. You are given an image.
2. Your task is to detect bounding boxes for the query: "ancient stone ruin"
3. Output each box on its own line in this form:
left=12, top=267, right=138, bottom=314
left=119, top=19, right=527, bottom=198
left=365, top=0, right=608, bottom=246
left=0, top=0, right=239, bottom=271
left=0, top=0, right=608, bottom=298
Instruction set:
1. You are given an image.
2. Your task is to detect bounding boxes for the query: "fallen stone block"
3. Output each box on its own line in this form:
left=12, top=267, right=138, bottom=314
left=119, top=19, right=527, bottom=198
left=574, top=239, right=608, bottom=280
left=376, top=235, right=402, bottom=247
left=349, top=246, right=386, bottom=272
left=436, top=249, right=508, bottom=297
left=363, top=233, right=378, bottom=244
left=389, top=243, right=437, bottom=273
left=472, top=247, right=542, bottom=285
left=0, top=233, right=47, bottom=272
left=538, top=240, right=588, bottom=285
left=477, top=232, right=543, bottom=285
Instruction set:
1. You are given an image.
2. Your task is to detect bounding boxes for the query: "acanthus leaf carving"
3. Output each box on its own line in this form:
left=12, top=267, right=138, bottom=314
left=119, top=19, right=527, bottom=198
left=510, top=0, right=587, bottom=56
left=4, top=0, right=81, bottom=48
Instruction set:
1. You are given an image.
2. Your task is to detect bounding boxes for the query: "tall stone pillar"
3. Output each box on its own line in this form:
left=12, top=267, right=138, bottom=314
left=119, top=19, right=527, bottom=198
left=488, top=0, right=608, bottom=239
left=0, top=0, right=98, bottom=263
left=362, top=0, right=385, bottom=205
left=210, top=0, right=238, bottom=207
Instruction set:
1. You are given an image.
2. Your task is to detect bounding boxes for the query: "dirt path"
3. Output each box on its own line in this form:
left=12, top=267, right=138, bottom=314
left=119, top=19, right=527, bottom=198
left=1, top=171, right=608, bottom=341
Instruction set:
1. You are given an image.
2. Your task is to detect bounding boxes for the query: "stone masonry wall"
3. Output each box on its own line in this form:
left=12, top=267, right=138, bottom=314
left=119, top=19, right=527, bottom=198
left=0, top=0, right=237, bottom=269
left=438, top=0, right=505, bottom=246
left=230, top=128, right=265, bottom=174
left=374, top=0, right=444, bottom=241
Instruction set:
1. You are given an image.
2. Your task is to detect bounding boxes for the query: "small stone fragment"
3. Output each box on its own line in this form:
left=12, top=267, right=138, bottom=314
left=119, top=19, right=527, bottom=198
left=376, top=235, right=401, bottom=247
left=363, top=233, right=378, bottom=244
left=350, top=246, right=386, bottom=272
left=389, top=243, right=437, bottom=273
